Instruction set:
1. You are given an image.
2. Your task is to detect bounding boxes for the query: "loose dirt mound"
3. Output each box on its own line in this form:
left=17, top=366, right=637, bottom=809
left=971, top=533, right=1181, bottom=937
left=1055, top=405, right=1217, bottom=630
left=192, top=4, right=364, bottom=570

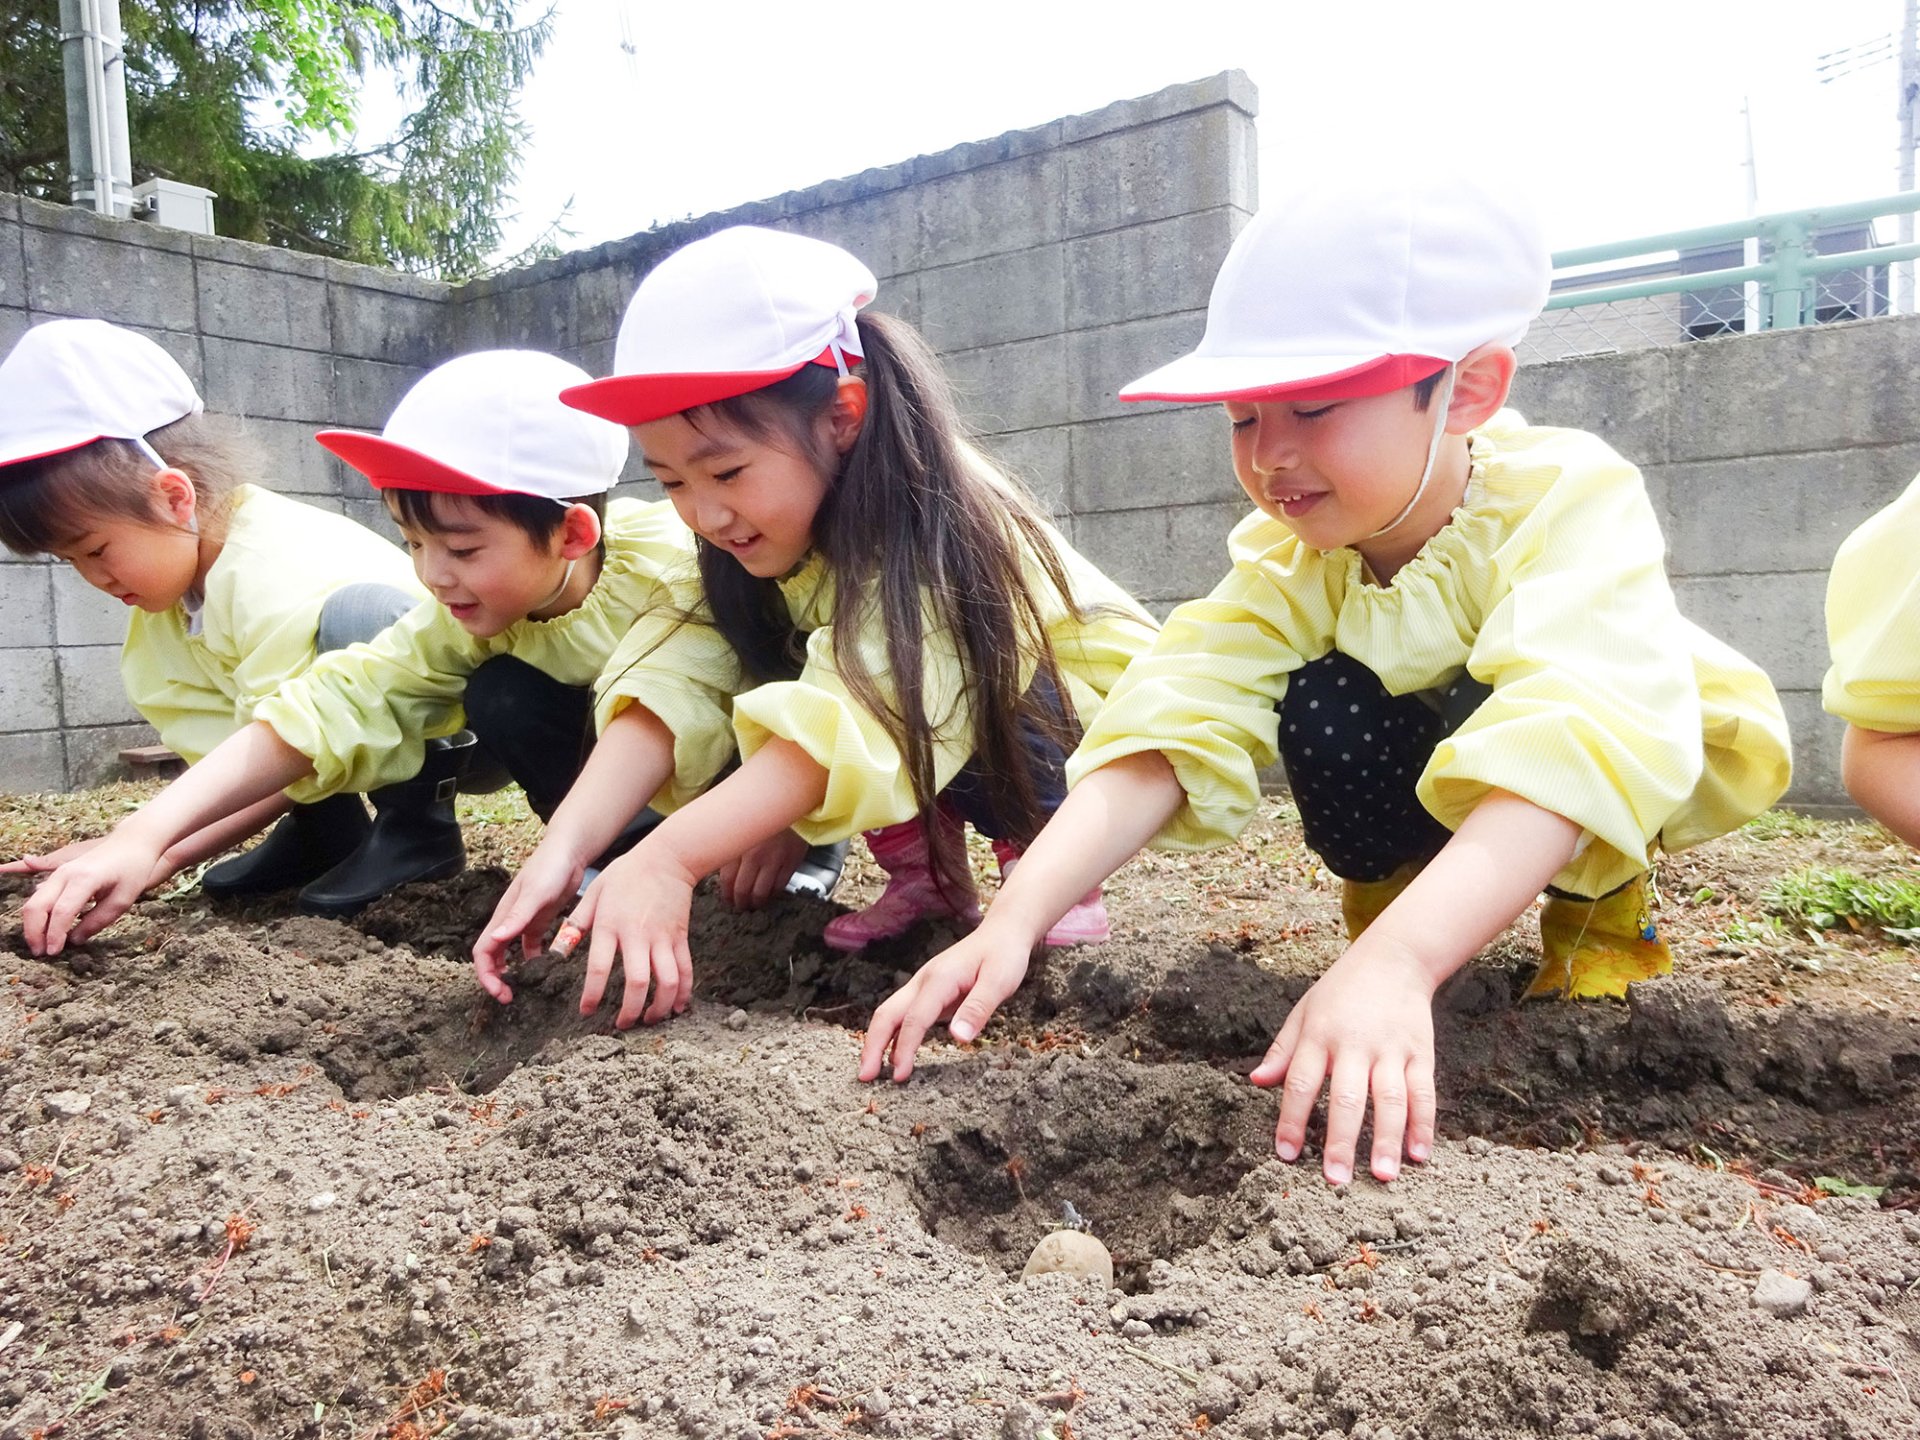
left=3, top=798, right=1919, bottom=1438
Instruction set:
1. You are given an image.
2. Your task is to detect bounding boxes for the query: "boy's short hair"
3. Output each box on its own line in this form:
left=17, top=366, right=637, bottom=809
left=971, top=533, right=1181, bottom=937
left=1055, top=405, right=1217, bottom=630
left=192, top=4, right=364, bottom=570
left=383, top=486, right=608, bottom=544
left=0, top=412, right=250, bottom=555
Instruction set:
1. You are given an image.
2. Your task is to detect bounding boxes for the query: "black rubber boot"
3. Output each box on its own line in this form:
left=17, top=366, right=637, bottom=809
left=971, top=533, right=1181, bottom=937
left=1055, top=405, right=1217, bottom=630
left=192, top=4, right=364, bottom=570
left=200, top=794, right=372, bottom=898
left=787, top=839, right=849, bottom=899
left=296, top=733, right=474, bottom=917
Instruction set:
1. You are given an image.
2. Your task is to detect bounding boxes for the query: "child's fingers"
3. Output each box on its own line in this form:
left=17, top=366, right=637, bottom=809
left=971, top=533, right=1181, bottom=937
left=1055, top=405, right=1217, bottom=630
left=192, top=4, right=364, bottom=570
left=1319, top=1052, right=1372, bottom=1187
left=472, top=951, right=515, bottom=1005
left=747, top=858, right=782, bottom=910
left=946, top=948, right=1027, bottom=1045
left=1367, top=1057, right=1410, bottom=1183
left=1270, top=1038, right=1327, bottom=1164
left=638, top=937, right=679, bottom=1026
left=1248, top=1010, right=1303, bottom=1088
left=579, top=919, right=619, bottom=1019
left=716, top=858, right=743, bottom=909
left=1405, top=1049, right=1438, bottom=1165
left=672, top=932, right=693, bottom=1016
left=857, top=995, right=906, bottom=1081
left=888, top=974, right=962, bottom=1082
left=70, top=883, right=136, bottom=946
left=0, top=855, right=41, bottom=874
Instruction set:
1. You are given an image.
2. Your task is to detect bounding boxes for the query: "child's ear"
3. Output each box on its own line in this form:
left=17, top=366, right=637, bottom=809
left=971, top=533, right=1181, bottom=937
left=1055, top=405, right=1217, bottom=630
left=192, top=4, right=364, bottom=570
left=152, top=468, right=198, bottom=529
left=558, top=502, right=604, bottom=560
left=1446, top=343, right=1517, bottom=433
left=825, top=376, right=868, bottom=455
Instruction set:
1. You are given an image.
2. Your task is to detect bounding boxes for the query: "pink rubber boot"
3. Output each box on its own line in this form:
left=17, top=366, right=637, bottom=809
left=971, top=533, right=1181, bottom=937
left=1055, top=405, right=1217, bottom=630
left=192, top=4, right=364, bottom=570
left=992, top=840, right=1112, bottom=947
left=823, top=809, right=981, bottom=952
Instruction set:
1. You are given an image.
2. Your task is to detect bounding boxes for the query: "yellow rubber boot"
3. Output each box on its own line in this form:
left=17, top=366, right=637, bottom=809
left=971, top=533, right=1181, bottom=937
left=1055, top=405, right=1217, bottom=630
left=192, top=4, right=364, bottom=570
left=1339, top=861, right=1427, bottom=941
left=1527, top=871, right=1673, bottom=1000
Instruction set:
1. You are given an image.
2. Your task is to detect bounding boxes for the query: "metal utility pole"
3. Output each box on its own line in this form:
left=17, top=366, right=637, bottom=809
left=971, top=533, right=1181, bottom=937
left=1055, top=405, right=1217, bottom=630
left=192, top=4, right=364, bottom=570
left=1901, top=0, right=1918, bottom=312
left=59, top=0, right=134, bottom=218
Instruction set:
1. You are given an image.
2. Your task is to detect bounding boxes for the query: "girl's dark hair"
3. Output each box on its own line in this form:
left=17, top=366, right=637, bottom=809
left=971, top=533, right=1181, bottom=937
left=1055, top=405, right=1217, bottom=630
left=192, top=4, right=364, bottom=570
left=689, top=310, right=1094, bottom=875
left=382, top=487, right=608, bottom=544
left=0, top=412, right=250, bottom=555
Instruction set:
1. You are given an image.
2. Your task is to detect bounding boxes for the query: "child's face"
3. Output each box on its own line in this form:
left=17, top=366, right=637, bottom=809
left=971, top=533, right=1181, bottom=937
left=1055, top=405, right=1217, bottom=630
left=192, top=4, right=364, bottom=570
left=634, top=413, right=830, bottom=580
left=51, top=508, right=200, bottom=613
left=393, top=496, right=570, bottom=638
left=1223, top=386, right=1446, bottom=551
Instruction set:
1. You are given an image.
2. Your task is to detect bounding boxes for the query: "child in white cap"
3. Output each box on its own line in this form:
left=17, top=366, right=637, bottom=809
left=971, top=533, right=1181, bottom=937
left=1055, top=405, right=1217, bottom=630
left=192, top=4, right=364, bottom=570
left=21, top=349, right=746, bottom=952
left=507, top=224, right=1158, bottom=1028
left=0, top=318, right=428, bottom=901
left=1824, top=472, right=1920, bottom=844
left=861, top=164, right=1793, bottom=1188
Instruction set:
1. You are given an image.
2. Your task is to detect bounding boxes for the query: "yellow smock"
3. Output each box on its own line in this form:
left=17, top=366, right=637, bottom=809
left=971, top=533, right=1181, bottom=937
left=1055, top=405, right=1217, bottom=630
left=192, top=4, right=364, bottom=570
left=122, top=484, right=421, bottom=765
left=604, top=493, right=1160, bottom=844
left=1823, top=470, right=1920, bottom=735
left=257, top=498, right=734, bottom=808
left=1069, top=410, right=1793, bottom=898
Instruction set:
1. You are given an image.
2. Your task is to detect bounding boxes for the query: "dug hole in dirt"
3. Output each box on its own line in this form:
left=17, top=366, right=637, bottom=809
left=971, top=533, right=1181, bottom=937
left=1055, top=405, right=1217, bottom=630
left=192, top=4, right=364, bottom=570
left=2, top=793, right=1919, bottom=1439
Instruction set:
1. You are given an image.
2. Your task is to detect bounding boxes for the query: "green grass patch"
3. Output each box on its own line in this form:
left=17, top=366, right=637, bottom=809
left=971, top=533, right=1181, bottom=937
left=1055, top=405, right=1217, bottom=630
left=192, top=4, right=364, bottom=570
left=1764, top=865, right=1920, bottom=941
left=1739, top=808, right=1841, bottom=843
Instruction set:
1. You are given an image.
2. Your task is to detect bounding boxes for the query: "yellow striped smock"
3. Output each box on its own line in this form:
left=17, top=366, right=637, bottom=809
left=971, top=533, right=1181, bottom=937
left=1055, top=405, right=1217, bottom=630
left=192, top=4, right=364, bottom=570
left=1069, top=410, right=1793, bottom=898
left=1824, top=469, right=1920, bottom=735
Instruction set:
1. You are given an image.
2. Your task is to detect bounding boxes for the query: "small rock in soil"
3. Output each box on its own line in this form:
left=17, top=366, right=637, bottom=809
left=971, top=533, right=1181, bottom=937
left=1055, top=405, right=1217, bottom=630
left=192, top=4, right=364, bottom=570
left=1753, top=1268, right=1813, bottom=1317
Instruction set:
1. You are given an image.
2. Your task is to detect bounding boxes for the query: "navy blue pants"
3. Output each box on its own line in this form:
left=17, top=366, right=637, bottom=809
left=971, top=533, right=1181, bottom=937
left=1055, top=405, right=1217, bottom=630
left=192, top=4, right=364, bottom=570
left=935, top=679, right=1071, bottom=843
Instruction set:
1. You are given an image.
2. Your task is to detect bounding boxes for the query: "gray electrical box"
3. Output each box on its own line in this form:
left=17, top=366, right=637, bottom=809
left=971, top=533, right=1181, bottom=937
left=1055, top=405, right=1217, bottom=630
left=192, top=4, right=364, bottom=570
left=131, top=177, right=217, bottom=235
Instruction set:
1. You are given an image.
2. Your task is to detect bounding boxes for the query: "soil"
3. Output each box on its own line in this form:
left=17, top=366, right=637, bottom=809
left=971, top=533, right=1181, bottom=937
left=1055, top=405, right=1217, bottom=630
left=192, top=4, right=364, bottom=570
left=3, top=790, right=1920, bottom=1439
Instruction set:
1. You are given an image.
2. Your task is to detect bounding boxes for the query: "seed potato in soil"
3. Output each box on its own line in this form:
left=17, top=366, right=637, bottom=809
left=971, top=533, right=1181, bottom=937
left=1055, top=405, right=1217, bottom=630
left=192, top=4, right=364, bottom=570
left=2, top=787, right=1919, bottom=1439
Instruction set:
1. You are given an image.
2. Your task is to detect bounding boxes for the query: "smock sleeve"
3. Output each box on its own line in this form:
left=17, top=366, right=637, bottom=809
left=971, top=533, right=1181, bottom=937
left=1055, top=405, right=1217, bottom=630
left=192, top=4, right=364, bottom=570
left=1824, top=471, right=1920, bottom=734
left=592, top=585, right=746, bottom=815
left=731, top=608, right=982, bottom=844
left=252, top=600, right=479, bottom=802
left=1418, top=449, right=1703, bottom=897
left=119, top=630, right=246, bottom=767
left=1067, top=513, right=1344, bottom=851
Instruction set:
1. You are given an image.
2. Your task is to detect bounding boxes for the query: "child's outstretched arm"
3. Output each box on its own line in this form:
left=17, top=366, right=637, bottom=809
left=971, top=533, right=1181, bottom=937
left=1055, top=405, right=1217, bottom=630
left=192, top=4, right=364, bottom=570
left=859, top=751, right=1185, bottom=1082
left=568, top=737, right=829, bottom=1028
left=1252, top=790, right=1578, bottom=1187
left=19, top=722, right=314, bottom=954
left=473, top=704, right=678, bottom=1002
left=1842, top=725, right=1920, bottom=847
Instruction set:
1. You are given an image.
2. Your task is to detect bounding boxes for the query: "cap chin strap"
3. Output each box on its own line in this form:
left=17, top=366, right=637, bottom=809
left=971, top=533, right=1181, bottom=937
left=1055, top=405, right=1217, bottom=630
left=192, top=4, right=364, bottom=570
left=1364, top=364, right=1457, bottom=541
left=533, top=559, right=576, bottom=614
left=826, top=304, right=864, bottom=378
left=132, top=436, right=166, bottom=468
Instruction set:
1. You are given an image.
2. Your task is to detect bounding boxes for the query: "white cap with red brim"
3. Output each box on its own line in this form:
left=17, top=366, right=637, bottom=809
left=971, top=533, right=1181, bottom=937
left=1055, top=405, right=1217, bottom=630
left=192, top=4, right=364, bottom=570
left=318, top=350, right=628, bottom=500
left=0, top=318, right=202, bottom=470
left=1120, top=165, right=1550, bottom=406
left=559, top=225, right=877, bottom=426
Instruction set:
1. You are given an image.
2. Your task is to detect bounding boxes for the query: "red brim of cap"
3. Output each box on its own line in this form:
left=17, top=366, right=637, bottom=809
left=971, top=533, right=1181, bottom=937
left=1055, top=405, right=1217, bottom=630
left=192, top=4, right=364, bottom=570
left=559, top=366, right=808, bottom=426
left=0, top=434, right=110, bottom=470
left=559, top=349, right=857, bottom=426
left=1122, top=353, right=1451, bottom=406
left=315, top=430, right=512, bottom=497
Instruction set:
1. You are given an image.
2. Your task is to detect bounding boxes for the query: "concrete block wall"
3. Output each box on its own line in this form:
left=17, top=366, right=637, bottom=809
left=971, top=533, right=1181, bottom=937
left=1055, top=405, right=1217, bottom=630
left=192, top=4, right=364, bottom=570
left=0, top=191, right=452, bottom=788
left=1510, top=314, right=1920, bottom=813
left=0, top=71, right=1908, bottom=811
left=449, top=70, right=1261, bottom=606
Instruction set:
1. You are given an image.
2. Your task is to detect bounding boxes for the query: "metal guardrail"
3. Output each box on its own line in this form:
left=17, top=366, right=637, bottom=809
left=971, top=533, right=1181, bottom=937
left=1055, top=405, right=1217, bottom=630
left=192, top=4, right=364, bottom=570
left=1521, top=192, right=1920, bottom=363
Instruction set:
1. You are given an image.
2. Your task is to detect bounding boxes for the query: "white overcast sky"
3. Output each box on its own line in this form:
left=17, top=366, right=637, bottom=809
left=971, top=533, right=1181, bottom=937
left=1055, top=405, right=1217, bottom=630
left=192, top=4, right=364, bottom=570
left=469, top=0, right=1904, bottom=263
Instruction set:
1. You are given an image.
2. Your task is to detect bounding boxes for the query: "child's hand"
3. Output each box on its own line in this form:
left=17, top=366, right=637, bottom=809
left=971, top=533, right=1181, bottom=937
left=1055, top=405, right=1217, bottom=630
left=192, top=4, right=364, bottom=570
left=19, top=835, right=167, bottom=956
left=473, top=841, right=587, bottom=1003
left=572, top=846, right=698, bottom=1028
left=0, top=836, right=106, bottom=875
left=858, top=920, right=1036, bottom=1082
left=1249, top=937, right=1439, bottom=1186
left=717, top=829, right=809, bottom=911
